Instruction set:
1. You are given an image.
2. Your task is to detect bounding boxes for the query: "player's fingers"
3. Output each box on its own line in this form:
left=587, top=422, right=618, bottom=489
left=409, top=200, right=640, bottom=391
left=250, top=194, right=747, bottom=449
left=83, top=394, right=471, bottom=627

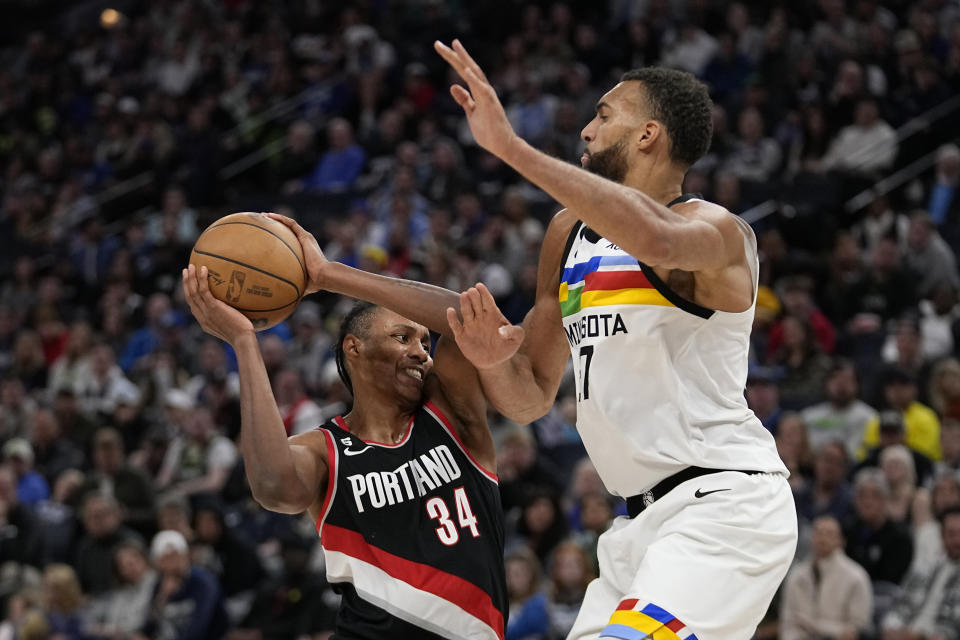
left=434, top=41, right=466, bottom=75
left=500, top=324, right=525, bottom=345
left=459, top=290, right=476, bottom=323
left=450, top=85, right=474, bottom=111
left=446, top=307, right=464, bottom=337
left=476, top=283, right=497, bottom=314
left=465, top=286, right=485, bottom=316
left=196, top=266, right=217, bottom=303
left=452, top=39, right=489, bottom=83
left=265, top=212, right=307, bottom=237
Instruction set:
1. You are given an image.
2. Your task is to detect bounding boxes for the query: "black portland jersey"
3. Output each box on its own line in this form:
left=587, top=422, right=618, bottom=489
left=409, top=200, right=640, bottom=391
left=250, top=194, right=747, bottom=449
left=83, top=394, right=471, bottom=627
left=315, top=401, right=507, bottom=640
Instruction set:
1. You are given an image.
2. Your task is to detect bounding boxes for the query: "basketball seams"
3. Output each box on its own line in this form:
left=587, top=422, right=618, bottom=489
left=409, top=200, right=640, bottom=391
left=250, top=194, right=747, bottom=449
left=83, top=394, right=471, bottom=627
left=205, top=220, right=308, bottom=284
left=191, top=248, right=302, bottom=298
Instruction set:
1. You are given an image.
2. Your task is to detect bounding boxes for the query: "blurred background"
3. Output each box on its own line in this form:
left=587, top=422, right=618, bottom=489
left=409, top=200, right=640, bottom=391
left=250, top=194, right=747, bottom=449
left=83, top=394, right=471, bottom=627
left=1, top=0, right=959, bottom=638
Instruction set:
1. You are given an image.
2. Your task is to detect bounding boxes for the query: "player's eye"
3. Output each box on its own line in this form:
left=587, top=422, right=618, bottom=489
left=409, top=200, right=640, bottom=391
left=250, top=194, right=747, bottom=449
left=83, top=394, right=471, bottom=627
left=393, top=334, right=408, bottom=343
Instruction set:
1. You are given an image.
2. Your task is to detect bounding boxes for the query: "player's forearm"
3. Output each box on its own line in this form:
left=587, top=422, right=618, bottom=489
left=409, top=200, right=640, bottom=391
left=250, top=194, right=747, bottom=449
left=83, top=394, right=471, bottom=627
left=477, top=354, right=555, bottom=424
left=323, top=261, right=460, bottom=336
left=234, top=334, right=313, bottom=510
left=501, top=138, right=675, bottom=263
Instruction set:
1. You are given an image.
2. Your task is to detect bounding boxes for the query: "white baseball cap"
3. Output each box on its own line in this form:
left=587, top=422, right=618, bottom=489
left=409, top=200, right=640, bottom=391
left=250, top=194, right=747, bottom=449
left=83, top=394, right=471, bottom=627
left=150, top=530, right=188, bottom=560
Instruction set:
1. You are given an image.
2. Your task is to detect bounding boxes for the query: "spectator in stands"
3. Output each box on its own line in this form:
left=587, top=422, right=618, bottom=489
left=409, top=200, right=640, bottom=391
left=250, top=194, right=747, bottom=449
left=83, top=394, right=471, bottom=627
left=192, top=500, right=264, bottom=603
left=34, top=469, right=84, bottom=563
left=857, top=410, right=935, bottom=488
left=3, top=438, right=49, bottom=505
left=795, top=440, right=856, bottom=525
left=918, top=286, right=959, bottom=362
left=302, top=118, right=367, bottom=193
left=0, top=376, right=36, bottom=442
left=879, top=444, right=917, bottom=523
left=0, top=463, right=44, bottom=568
left=746, top=365, right=785, bottom=433
left=935, top=419, right=960, bottom=476
left=86, top=539, right=157, bottom=640
left=844, top=468, right=913, bottom=586
left=156, top=406, right=237, bottom=499
left=911, top=472, right=960, bottom=576
left=74, top=342, right=140, bottom=420
left=547, top=542, right=595, bottom=640
left=780, top=515, right=872, bottom=640
left=40, top=564, right=87, bottom=640
left=504, top=547, right=549, bottom=640
left=771, top=315, right=834, bottom=410
left=863, top=367, right=941, bottom=462
left=511, top=488, right=570, bottom=567
left=28, top=409, right=83, bottom=487
left=497, top=426, right=565, bottom=514
left=273, top=368, right=323, bottom=436
left=881, top=507, right=960, bottom=639
left=905, top=210, right=960, bottom=299
left=853, top=193, right=910, bottom=257
left=803, top=360, right=877, bottom=457
left=229, top=532, right=337, bottom=639
left=74, top=493, right=142, bottom=596
left=721, top=107, right=783, bottom=184
left=775, top=413, right=815, bottom=489
left=926, top=143, right=960, bottom=237
left=79, top=428, right=155, bottom=538
left=141, top=530, right=228, bottom=640
left=822, top=96, right=898, bottom=177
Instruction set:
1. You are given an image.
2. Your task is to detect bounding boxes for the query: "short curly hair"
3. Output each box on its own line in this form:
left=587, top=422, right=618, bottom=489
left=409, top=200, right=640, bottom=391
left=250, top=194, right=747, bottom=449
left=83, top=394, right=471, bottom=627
left=619, top=67, right=713, bottom=167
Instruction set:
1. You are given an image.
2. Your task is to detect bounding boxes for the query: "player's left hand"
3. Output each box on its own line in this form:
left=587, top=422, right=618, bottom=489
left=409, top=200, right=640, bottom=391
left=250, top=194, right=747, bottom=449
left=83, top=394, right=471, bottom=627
left=434, top=39, right=519, bottom=160
left=183, top=264, right=255, bottom=345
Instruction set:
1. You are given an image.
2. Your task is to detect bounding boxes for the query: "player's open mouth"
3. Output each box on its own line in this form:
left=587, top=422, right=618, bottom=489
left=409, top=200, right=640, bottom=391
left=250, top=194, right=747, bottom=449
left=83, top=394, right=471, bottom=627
left=404, top=368, right=424, bottom=382
left=580, top=152, right=590, bottom=167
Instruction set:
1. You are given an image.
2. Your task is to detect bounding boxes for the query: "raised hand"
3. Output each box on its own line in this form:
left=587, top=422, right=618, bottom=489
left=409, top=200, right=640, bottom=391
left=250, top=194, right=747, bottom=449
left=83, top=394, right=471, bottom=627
left=265, top=212, right=330, bottom=294
left=446, top=283, right=524, bottom=370
left=183, top=265, right=254, bottom=346
left=434, top=39, right=519, bottom=160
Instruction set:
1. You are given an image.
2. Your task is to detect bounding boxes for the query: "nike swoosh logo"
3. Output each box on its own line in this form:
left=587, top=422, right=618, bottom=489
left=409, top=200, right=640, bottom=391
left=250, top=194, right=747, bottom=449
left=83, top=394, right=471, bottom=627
left=343, top=446, right=373, bottom=456
left=694, top=488, right=731, bottom=498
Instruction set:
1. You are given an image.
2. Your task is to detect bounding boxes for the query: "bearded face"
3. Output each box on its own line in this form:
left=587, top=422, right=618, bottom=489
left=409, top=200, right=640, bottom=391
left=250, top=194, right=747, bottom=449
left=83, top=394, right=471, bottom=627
left=584, top=134, right=630, bottom=183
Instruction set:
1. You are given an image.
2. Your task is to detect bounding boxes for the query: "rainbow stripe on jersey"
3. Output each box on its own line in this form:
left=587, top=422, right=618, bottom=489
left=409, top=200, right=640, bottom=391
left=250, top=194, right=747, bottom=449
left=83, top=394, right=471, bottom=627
left=559, top=255, right=675, bottom=318
left=600, top=600, right=699, bottom=640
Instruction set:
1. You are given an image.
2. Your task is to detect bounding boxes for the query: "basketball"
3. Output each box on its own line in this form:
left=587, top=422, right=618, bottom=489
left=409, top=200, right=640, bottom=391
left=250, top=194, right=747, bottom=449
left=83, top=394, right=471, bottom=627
left=189, top=212, right=307, bottom=331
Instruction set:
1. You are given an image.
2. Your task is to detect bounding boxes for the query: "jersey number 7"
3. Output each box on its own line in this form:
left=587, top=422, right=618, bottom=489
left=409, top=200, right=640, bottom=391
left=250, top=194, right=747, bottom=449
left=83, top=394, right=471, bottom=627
left=578, top=345, right=594, bottom=401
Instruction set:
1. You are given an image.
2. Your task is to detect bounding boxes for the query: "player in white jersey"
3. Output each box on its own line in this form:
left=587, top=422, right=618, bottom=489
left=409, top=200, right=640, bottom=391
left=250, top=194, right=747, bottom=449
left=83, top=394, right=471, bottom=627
left=434, top=40, right=798, bottom=640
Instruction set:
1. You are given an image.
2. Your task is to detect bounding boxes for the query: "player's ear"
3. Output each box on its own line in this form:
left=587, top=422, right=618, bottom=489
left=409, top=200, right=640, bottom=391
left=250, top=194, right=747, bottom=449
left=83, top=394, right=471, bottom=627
left=635, top=120, right=661, bottom=151
left=343, top=334, right=362, bottom=358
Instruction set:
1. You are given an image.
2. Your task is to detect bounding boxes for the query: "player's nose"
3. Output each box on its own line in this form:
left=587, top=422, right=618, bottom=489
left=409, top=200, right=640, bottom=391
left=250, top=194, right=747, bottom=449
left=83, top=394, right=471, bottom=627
left=581, top=120, right=596, bottom=143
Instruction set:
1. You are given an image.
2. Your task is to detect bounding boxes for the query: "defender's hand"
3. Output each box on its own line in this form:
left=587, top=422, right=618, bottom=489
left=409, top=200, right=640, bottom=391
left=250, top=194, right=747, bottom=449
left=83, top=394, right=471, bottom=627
left=434, top=39, right=520, bottom=160
left=446, top=283, right=524, bottom=370
left=265, top=212, right=330, bottom=294
left=183, top=265, right=254, bottom=345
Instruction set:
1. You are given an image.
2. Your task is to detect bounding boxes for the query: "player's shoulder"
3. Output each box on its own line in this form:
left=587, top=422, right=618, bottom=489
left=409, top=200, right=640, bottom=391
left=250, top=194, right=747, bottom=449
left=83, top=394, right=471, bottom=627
left=288, top=426, right=330, bottom=452
left=679, top=199, right=752, bottom=240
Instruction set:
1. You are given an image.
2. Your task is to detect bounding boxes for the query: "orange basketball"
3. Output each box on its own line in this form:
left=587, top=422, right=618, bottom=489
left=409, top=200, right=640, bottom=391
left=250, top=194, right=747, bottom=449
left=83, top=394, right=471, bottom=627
left=189, top=212, right=307, bottom=331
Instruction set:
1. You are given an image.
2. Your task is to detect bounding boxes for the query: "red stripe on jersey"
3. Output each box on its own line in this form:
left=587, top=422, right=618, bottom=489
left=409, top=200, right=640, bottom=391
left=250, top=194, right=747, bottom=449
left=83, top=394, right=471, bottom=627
left=315, top=428, right=338, bottom=533
left=322, top=523, right=505, bottom=639
left=424, top=401, right=498, bottom=482
left=582, top=269, right=652, bottom=292
left=617, top=598, right=639, bottom=611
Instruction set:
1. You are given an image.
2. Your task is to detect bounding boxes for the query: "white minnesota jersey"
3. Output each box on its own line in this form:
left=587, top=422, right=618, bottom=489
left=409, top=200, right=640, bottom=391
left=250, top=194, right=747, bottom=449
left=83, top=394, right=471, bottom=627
left=558, top=198, right=787, bottom=497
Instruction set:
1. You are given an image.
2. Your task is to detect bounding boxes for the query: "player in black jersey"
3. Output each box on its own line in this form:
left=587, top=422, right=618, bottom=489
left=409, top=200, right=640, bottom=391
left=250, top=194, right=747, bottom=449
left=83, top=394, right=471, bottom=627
left=182, top=265, right=508, bottom=639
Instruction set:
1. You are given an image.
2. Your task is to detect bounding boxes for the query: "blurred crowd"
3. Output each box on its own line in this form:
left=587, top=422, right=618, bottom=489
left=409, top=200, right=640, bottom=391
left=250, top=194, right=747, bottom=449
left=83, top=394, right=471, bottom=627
left=2, top=0, right=960, bottom=638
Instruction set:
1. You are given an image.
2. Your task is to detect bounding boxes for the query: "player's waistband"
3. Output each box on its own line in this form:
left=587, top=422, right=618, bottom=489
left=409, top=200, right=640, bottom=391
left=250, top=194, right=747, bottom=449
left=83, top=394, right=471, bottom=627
left=625, top=466, right=764, bottom=518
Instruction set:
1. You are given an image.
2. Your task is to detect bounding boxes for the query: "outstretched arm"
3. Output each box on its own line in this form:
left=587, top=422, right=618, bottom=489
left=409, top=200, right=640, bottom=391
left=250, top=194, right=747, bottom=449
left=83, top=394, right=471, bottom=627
left=434, top=39, right=737, bottom=273
left=268, top=213, right=461, bottom=336
left=446, top=213, right=574, bottom=424
left=183, top=265, right=325, bottom=514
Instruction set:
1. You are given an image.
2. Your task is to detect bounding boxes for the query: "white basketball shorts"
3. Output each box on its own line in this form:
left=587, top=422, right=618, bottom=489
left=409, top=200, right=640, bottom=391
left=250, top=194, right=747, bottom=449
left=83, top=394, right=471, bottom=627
left=567, top=470, right=797, bottom=640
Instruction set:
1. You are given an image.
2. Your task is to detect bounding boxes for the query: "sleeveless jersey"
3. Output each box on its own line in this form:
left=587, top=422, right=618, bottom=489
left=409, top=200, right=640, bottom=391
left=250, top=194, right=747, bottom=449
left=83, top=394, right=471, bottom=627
left=558, top=195, right=787, bottom=497
left=315, top=401, right=507, bottom=640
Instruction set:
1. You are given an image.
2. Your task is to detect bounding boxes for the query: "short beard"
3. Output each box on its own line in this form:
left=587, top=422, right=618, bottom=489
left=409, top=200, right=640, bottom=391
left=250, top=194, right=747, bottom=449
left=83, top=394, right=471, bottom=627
left=584, top=135, right=630, bottom=183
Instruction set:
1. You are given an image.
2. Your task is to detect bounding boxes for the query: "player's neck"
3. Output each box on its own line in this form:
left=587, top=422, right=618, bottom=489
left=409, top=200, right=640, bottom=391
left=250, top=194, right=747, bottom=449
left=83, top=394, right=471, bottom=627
left=342, top=401, right=416, bottom=444
left=622, top=159, right=685, bottom=206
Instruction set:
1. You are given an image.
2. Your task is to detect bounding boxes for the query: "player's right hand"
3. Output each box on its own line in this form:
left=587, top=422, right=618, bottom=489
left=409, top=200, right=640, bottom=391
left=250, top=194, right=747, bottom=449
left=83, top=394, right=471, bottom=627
left=265, top=212, right=330, bottom=295
left=446, top=283, right=525, bottom=370
left=183, top=265, right=254, bottom=346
